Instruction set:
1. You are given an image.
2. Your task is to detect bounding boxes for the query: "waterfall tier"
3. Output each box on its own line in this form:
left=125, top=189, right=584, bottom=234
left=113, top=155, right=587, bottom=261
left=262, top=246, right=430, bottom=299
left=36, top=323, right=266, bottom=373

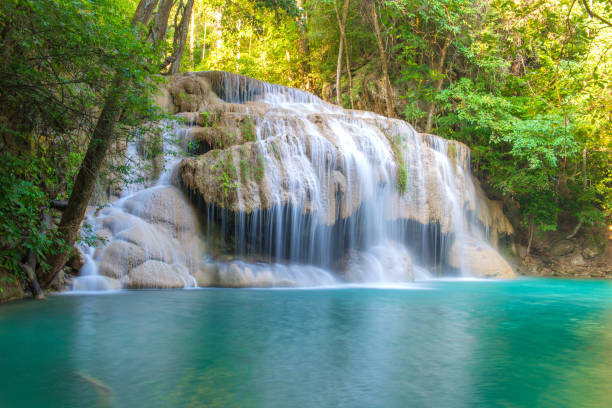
left=73, top=71, right=515, bottom=291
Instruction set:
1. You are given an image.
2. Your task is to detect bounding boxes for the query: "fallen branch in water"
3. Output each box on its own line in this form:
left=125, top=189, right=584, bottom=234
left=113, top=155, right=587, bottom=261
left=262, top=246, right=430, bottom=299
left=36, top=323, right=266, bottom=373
left=76, top=372, right=113, bottom=395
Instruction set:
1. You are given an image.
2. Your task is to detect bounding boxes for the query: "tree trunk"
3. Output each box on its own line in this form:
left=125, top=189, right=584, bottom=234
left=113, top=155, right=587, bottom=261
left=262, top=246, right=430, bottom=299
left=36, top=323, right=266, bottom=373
left=21, top=210, right=53, bottom=298
left=22, top=256, right=44, bottom=299
left=334, top=0, right=350, bottom=107
left=566, top=147, right=588, bottom=240
left=525, top=215, right=535, bottom=259
left=370, top=2, right=394, bottom=118
left=189, top=4, right=195, bottom=68
left=40, top=0, right=161, bottom=287
left=169, top=0, right=195, bottom=74
left=344, top=33, right=354, bottom=109
left=296, top=0, right=311, bottom=88
left=147, top=0, right=175, bottom=45
left=42, top=78, right=126, bottom=287
left=425, top=35, right=451, bottom=133
left=202, top=17, right=207, bottom=61
left=582, top=147, right=587, bottom=188
left=132, top=0, right=160, bottom=27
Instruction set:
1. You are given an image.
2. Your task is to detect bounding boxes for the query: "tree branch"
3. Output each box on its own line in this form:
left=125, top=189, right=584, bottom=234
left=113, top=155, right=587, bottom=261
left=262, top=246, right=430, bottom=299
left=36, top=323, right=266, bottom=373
left=581, top=0, right=612, bottom=27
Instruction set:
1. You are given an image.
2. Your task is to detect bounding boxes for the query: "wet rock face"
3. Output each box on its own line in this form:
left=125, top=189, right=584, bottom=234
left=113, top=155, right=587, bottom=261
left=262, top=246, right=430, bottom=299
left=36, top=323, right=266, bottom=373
left=124, top=260, right=194, bottom=289
left=91, top=186, right=204, bottom=288
left=449, top=238, right=516, bottom=279
left=341, top=242, right=414, bottom=283
left=551, top=240, right=575, bottom=257
left=202, top=261, right=336, bottom=288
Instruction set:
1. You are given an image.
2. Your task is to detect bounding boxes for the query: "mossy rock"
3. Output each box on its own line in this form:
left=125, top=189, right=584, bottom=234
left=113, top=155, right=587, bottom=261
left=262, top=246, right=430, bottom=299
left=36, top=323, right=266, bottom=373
left=583, top=230, right=607, bottom=259
left=0, top=270, right=24, bottom=303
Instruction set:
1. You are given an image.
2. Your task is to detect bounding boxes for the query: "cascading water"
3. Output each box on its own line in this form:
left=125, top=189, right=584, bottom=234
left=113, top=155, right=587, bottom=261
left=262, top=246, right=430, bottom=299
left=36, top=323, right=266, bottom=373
left=72, top=121, right=201, bottom=291
left=72, top=71, right=515, bottom=291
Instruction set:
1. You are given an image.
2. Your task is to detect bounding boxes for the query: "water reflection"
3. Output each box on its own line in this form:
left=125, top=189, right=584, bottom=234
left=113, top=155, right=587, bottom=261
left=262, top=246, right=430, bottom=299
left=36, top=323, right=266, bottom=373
left=1, top=280, right=612, bottom=408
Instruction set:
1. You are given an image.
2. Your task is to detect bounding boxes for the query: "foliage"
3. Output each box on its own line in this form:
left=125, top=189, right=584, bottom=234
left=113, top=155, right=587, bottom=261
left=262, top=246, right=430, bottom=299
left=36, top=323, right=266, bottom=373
left=0, top=152, right=67, bottom=276
left=0, top=0, right=160, bottom=282
left=213, top=152, right=239, bottom=196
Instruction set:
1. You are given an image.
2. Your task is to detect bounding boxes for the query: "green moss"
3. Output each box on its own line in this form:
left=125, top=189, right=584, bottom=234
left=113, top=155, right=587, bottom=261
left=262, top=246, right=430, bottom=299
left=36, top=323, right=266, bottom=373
left=447, top=142, right=457, bottom=158
left=214, top=153, right=239, bottom=197
left=383, top=131, right=409, bottom=194
left=241, top=116, right=256, bottom=142
left=240, top=158, right=248, bottom=183
left=0, top=270, right=23, bottom=303
left=268, top=142, right=280, bottom=159
left=255, top=154, right=265, bottom=181
left=447, top=142, right=457, bottom=165
left=397, top=166, right=408, bottom=194
left=199, top=110, right=220, bottom=128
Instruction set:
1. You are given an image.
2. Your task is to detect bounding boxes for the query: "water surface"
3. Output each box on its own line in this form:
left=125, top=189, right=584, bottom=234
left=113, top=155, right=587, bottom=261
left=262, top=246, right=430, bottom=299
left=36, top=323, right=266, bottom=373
left=1, top=278, right=612, bottom=407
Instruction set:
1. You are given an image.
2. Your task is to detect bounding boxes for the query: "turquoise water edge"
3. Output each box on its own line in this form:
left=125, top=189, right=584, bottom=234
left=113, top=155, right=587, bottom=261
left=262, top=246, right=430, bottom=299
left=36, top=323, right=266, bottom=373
left=1, top=278, right=612, bottom=408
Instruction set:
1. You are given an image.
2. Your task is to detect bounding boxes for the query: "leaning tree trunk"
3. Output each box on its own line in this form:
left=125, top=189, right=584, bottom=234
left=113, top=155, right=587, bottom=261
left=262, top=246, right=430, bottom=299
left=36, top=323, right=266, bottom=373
left=169, top=0, right=196, bottom=74
left=334, top=0, right=350, bottom=106
left=370, top=2, right=394, bottom=118
left=40, top=0, right=162, bottom=288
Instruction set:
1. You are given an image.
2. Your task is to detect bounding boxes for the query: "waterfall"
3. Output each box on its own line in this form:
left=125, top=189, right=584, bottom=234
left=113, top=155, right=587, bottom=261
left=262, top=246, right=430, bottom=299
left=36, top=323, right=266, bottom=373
left=72, top=71, right=514, bottom=291
left=72, top=121, right=201, bottom=291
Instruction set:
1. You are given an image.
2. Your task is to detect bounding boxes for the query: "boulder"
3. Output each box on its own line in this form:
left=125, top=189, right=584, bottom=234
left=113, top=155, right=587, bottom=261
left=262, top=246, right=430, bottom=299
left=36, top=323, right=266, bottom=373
left=124, top=260, right=194, bottom=289
left=192, top=263, right=220, bottom=286
left=450, top=238, right=516, bottom=279
left=121, top=186, right=198, bottom=234
left=95, top=240, right=147, bottom=279
left=550, top=240, right=575, bottom=257
left=582, top=231, right=606, bottom=259
left=115, top=223, right=180, bottom=264
left=570, top=254, right=585, bottom=266
left=341, top=242, right=414, bottom=282
left=101, top=212, right=142, bottom=235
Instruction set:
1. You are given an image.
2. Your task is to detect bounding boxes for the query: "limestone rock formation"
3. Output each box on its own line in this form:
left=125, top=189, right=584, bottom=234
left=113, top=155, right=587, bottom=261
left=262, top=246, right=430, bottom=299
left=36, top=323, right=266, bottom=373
left=75, top=71, right=518, bottom=290
left=341, top=242, right=414, bottom=282
left=172, top=72, right=515, bottom=243
left=90, top=186, right=204, bottom=288
left=123, top=260, right=194, bottom=289
left=449, top=238, right=516, bottom=279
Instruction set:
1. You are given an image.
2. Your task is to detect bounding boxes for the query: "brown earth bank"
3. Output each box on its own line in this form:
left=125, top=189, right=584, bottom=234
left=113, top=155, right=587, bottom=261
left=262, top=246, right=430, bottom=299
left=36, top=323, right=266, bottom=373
left=510, top=223, right=611, bottom=278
